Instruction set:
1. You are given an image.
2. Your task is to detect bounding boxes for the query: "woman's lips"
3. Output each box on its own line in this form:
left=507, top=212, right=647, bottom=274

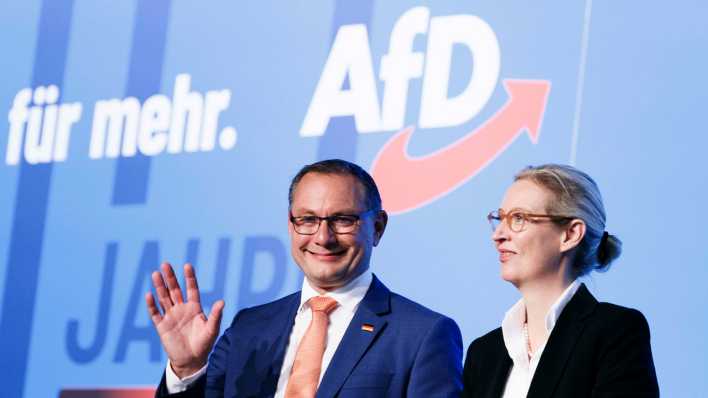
left=498, top=249, right=515, bottom=263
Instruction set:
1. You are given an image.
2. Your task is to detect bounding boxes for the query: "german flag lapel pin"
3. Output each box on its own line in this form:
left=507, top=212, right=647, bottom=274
left=361, top=323, right=375, bottom=332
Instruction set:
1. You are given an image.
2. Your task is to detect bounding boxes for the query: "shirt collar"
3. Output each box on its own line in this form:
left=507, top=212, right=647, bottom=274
left=299, top=269, right=373, bottom=314
left=545, top=279, right=581, bottom=331
left=501, top=279, right=582, bottom=364
left=501, top=296, right=528, bottom=365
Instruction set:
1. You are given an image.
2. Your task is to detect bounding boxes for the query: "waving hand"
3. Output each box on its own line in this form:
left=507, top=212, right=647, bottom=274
left=146, top=263, right=224, bottom=378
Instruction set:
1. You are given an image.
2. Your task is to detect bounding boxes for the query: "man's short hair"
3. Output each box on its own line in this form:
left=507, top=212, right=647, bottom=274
left=288, top=159, right=382, bottom=212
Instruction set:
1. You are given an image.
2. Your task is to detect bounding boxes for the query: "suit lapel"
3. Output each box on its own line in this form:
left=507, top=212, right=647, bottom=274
left=315, top=275, right=390, bottom=398
left=230, top=292, right=301, bottom=398
left=527, top=284, right=597, bottom=398
left=486, top=338, right=513, bottom=398
left=269, top=292, right=302, bottom=379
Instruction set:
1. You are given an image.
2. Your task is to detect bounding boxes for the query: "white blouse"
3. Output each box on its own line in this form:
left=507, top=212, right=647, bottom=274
left=500, top=280, right=581, bottom=398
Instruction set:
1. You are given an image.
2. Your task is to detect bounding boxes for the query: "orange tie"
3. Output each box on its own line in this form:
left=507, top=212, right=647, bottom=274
left=284, top=296, right=339, bottom=398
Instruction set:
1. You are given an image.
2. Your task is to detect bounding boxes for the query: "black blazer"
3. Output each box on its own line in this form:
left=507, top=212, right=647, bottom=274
left=462, top=284, right=659, bottom=397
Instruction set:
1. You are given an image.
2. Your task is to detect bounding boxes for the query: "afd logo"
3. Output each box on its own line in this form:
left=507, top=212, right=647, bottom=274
left=301, top=6, right=551, bottom=214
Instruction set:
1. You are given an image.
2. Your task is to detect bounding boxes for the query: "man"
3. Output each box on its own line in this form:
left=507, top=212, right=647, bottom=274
left=146, top=159, right=462, bottom=397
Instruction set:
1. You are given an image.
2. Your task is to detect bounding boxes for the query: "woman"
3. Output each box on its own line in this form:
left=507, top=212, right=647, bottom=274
left=462, top=164, right=658, bottom=397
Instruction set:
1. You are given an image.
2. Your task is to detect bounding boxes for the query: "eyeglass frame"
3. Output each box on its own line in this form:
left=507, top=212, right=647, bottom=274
left=289, top=209, right=379, bottom=235
left=487, top=208, right=575, bottom=232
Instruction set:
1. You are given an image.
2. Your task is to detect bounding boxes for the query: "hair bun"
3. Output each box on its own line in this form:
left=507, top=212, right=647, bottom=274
left=596, top=232, right=622, bottom=270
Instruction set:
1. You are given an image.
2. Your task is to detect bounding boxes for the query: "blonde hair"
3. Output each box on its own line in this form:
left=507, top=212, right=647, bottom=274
left=515, top=164, right=621, bottom=276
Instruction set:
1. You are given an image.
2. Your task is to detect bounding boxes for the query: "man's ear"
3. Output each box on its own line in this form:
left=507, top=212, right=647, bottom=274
left=287, top=210, right=294, bottom=237
left=372, top=210, right=388, bottom=246
left=560, top=219, right=585, bottom=253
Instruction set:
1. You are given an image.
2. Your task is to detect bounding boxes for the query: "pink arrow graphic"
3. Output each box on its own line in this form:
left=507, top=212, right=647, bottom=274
left=371, top=79, right=551, bottom=214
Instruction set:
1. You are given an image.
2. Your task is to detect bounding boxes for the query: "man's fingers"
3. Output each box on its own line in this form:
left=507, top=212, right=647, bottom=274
left=152, top=269, right=173, bottom=311
left=162, top=262, right=184, bottom=304
left=206, top=300, right=225, bottom=335
left=145, top=292, right=163, bottom=326
left=184, top=263, right=201, bottom=304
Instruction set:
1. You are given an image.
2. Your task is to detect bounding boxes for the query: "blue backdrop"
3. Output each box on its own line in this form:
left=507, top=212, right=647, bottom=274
left=1, top=1, right=706, bottom=397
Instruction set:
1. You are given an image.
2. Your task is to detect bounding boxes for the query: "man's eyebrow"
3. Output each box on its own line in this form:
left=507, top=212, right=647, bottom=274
left=330, top=213, right=360, bottom=218
left=330, top=209, right=360, bottom=215
left=291, top=208, right=361, bottom=216
left=291, top=209, right=316, bottom=215
left=292, top=214, right=316, bottom=218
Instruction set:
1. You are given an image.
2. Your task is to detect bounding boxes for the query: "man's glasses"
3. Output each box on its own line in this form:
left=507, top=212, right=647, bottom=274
left=290, top=210, right=377, bottom=235
left=487, top=209, right=573, bottom=232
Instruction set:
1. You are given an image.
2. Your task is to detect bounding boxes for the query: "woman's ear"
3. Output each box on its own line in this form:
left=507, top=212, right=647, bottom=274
left=560, top=219, right=586, bottom=253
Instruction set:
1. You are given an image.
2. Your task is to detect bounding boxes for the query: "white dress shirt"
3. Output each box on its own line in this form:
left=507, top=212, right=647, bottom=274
left=500, top=280, right=581, bottom=398
left=165, top=269, right=373, bottom=395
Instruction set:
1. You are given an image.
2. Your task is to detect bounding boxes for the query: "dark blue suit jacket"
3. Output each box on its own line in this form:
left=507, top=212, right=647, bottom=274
left=158, top=275, right=463, bottom=397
